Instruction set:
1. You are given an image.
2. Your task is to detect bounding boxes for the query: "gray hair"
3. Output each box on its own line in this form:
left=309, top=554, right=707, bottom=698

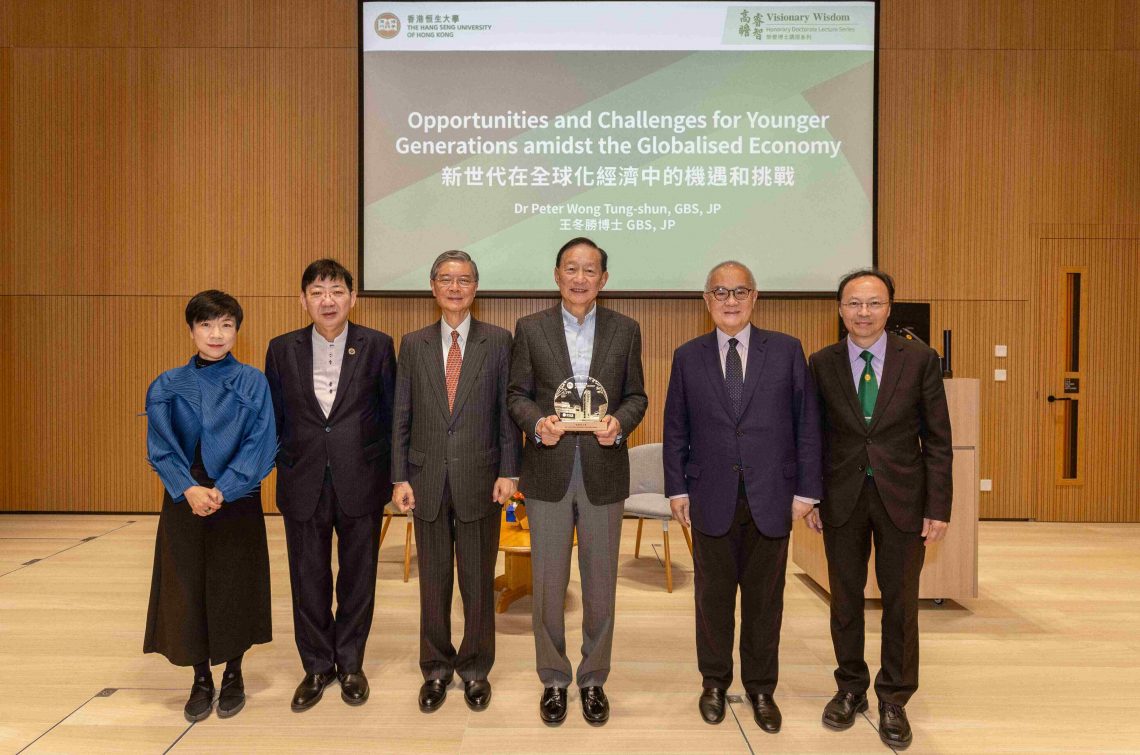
left=429, top=250, right=479, bottom=282
left=704, top=260, right=756, bottom=291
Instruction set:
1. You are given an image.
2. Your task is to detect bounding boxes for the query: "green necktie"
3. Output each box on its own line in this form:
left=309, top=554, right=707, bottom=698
left=858, top=350, right=878, bottom=424
left=859, top=350, right=877, bottom=476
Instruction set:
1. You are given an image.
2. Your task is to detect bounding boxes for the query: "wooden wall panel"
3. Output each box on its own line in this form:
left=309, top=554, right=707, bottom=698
left=0, top=0, right=1137, bottom=519
left=929, top=301, right=1031, bottom=519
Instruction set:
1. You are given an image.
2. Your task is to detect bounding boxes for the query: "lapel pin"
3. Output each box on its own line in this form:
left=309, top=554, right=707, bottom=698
left=348, top=347, right=357, bottom=355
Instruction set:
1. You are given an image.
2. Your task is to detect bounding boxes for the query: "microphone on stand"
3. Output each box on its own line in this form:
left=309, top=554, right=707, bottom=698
left=941, top=329, right=953, bottom=378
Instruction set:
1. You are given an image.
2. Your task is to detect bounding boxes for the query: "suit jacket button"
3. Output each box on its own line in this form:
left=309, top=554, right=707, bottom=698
left=865, top=438, right=872, bottom=445
left=736, top=430, right=744, bottom=436
left=324, top=426, right=331, bottom=433
left=857, top=464, right=865, bottom=472
left=448, top=430, right=454, bottom=436
left=732, top=464, right=740, bottom=472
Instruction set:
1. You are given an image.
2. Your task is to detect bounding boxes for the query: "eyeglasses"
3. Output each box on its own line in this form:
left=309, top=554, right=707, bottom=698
left=434, top=276, right=476, bottom=288
left=705, top=286, right=755, bottom=302
left=841, top=300, right=889, bottom=312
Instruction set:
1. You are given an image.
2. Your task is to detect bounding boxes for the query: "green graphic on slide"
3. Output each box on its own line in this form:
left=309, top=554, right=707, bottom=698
left=363, top=50, right=872, bottom=292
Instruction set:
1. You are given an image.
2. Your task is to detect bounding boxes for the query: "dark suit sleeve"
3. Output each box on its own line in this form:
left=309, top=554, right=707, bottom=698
left=662, top=348, right=689, bottom=498
left=807, top=352, right=828, bottom=507
left=610, top=321, right=648, bottom=438
left=792, top=341, right=824, bottom=501
left=264, top=342, right=284, bottom=444
left=919, top=349, right=953, bottom=522
left=496, top=334, right=522, bottom=477
left=391, top=334, right=413, bottom=483
left=507, top=321, right=544, bottom=437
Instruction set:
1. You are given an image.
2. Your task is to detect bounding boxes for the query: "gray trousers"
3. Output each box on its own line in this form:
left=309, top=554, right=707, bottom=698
left=527, top=448, right=624, bottom=688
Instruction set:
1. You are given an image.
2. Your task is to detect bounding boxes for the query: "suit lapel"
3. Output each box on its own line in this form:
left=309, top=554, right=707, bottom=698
left=589, top=306, right=616, bottom=375
left=830, top=340, right=866, bottom=429
left=419, top=323, right=451, bottom=423
left=868, top=336, right=906, bottom=432
left=700, top=332, right=735, bottom=420
left=327, top=322, right=363, bottom=420
left=292, top=326, right=326, bottom=420
left=450, top=319, right=489, bottom=422
left=737, top=325, right=768, bottom=417
left=540, top=306, right=574, bottom=378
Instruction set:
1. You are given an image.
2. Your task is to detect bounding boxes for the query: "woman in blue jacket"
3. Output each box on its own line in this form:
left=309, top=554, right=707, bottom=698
left=143, top=290, right=277, bottom=722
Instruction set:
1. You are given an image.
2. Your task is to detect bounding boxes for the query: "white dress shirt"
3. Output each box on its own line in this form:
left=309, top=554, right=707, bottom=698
left=440, top=314, right=472, bottom=362
left=311, top=326, right=348, bottom=418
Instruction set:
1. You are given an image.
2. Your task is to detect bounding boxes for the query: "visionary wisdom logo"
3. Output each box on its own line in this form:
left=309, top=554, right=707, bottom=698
left=374, top=12, right=400, bottom=39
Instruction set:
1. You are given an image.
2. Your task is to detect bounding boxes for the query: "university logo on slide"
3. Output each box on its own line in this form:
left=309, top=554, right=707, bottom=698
left=374, top=12, right=400, bottom=39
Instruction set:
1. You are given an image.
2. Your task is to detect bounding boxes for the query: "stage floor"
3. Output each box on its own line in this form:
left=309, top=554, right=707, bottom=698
left=1, top=515, right=1138, bottom=754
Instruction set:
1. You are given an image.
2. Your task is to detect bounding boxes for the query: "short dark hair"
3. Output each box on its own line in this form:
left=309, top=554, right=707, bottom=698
left=556, top=237, right=608, bottom=272
left=837, top=268, right=895, bottom=303
left=301, top=258, right=354, bottom=293
left=185, top=290, right=243, bottom=330
left=430, top=250, right=479, bottom=282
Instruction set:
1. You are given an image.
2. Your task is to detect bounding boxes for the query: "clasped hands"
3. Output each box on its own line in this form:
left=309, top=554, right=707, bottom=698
left=536, top=414, right=622, bottom=447
left=184, top=485, right=224, bottom=516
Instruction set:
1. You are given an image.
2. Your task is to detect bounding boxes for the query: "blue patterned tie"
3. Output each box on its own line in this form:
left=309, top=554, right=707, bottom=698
left=726, top=338, right=743, bottom=418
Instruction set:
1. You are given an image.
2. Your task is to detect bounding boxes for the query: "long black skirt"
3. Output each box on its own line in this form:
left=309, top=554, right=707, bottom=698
left=143, top=484, right=273, bottom=666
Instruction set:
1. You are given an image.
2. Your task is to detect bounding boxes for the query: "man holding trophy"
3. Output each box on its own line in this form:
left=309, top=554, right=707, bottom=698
left=507, top=237, right=648, bottom=726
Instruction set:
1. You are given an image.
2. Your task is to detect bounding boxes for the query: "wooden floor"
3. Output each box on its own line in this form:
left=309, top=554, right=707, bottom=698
left=1, top=516, right=1138, bottom=754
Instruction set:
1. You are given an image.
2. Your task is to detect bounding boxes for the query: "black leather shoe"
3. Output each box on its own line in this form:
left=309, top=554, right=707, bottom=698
left=464, top=679, right=492, bottom=711
left=746, top=692, right=782, bottom=733
left=338, top=670, right=370, bottom=706
left=580, top=686, right=610, bottom=726
left=184, top=675, right=214, bottom=722
left=822, top=690, right=868, bottom=730
left=419, top=678, right=449, bottom=712
left=878, top=701, right=913, bottom=749
left=699, top=687, right=727, bottom=724
left=291, top=672, right=335, bottom=712
left=539, top=686, right=568, bottom=725
left=216, top=669, right=245, bottom=718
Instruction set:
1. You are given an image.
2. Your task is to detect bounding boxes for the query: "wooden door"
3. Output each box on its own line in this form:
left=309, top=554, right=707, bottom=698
left=1031, top=232, right=1140, bottom=521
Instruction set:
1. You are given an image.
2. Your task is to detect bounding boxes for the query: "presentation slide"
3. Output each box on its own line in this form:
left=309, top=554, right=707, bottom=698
left=360, top=2, right=875, bottom=294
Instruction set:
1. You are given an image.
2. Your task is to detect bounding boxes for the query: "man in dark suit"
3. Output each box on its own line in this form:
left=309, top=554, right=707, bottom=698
left=805, top=268, right=952, bottom=749
left=264, top=259, right=396, bottom=712
left=663, top=261, right=822, bottom=734
left=391, top=250, right=520, bottom=713
left=507, top=237, right=647, bottom=726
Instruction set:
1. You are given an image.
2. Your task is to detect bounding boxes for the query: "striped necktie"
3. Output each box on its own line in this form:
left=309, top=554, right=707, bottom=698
left=445, top=330, right=462, bottom=411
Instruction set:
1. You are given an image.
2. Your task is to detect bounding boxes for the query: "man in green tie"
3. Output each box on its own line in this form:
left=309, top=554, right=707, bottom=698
left=804, top=269, right=953, bottom=750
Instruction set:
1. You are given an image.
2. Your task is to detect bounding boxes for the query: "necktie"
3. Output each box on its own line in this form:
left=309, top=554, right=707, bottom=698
left=725, top=337, right=743, bottom=418
left=445, top=330, right=462, bottom=411
left=858, top=350, right=878, bottom=424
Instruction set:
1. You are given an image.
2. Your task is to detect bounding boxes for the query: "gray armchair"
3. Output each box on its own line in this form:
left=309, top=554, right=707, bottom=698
left=624, top=442, right=693, bottom=592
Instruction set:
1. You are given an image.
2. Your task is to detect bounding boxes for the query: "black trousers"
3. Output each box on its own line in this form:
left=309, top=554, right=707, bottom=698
left=282, top=468, right=382, bottom=676
left=692, top=483, right=789, bottom=695
left=823, top=476, right=926, bottom=706
left=413, top=478, right=501, bottom=682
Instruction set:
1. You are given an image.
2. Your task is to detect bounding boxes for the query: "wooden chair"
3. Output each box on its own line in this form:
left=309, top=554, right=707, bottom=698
left=624, top=443, right=692, bottom=592
left=380, top=501, right=414, bottom=582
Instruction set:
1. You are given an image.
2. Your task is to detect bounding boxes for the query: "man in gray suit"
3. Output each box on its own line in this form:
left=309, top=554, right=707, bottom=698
left=507, top=237, right=648, bottom=726
left=391, top=250, right=521, bottom=713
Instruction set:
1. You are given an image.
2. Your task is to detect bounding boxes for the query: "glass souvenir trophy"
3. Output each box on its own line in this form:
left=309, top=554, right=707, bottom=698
left=553, top=375, right=609, bottom=431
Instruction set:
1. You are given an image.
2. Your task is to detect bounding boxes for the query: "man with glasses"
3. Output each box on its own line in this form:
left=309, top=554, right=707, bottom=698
left=391, top=250, right=520, bottom=713
left=662, top=261, right=821, bottom=733
left=804, top=269, right=952, bottom=749
left=507, top=237, right=647, bottom=726
left=265, top=259, right=396, bottom=711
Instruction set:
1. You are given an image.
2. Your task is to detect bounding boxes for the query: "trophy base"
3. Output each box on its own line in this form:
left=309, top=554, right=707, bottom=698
left=559, top=419, right=608, bottom=432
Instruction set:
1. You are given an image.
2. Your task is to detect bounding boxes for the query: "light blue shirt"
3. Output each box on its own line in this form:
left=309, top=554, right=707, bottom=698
left=847, top=331, right=887, bottom=389
left=562, top=303, right=597, bottom=390
left=715, top=326, right=750, bottom=378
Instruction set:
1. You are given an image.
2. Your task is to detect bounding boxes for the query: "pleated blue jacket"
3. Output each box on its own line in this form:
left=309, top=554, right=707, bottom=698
left=145, top=354, right=277, bottom=502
